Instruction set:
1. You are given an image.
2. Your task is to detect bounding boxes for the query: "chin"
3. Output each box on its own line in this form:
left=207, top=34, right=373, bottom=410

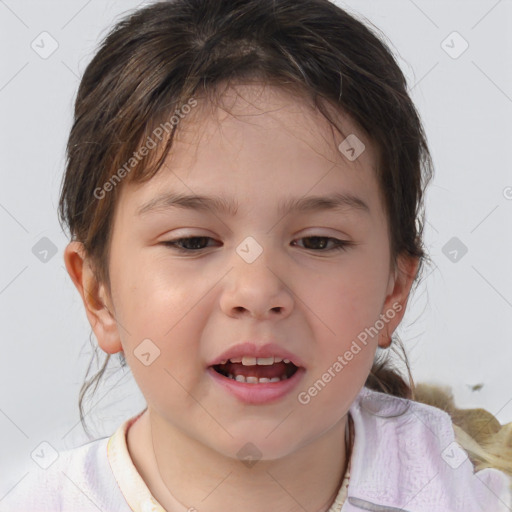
left=209, top=429, right=309, bottom=464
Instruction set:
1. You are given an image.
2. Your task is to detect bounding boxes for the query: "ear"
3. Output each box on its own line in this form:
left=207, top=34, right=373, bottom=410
left=63, top=241, right=123, bottom=355
left=378, top=254, right=420, bottom=349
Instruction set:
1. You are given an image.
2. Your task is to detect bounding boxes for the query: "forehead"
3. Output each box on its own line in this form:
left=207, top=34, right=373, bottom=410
left=176, top=83, right=378, bottom=168
left=116, top=83, right=383, bottom=220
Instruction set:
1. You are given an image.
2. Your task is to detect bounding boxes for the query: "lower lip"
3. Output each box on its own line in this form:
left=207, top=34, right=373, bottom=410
left=207, top=367, right=305, bottom=405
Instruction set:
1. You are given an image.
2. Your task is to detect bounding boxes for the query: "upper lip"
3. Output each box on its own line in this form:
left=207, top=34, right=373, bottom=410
left=208, top=341, right=305, bottom=368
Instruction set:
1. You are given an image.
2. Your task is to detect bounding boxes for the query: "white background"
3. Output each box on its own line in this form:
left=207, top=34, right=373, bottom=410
left=1, top=0, right=511, bottom=498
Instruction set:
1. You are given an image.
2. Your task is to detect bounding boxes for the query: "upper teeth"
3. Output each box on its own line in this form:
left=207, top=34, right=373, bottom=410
left=219, top=356, right=291, bottom=365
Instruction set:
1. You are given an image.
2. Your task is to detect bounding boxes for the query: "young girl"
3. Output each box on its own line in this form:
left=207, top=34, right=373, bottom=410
left=5, top=0, right=512, bottom=510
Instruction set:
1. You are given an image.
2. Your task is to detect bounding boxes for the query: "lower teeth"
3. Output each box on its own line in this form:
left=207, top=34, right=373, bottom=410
left=228, top=374, right=287, bottom=383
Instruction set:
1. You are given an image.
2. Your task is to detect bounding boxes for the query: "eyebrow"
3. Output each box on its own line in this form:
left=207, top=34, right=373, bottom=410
left=136, top=191, right=370, bottom=217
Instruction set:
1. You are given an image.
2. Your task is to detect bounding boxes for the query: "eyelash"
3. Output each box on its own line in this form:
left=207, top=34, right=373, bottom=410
left=161, top=236, right=352, bottom=253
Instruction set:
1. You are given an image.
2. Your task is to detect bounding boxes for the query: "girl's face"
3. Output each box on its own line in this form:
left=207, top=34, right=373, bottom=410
left=78, top=84, right=416, bottom=459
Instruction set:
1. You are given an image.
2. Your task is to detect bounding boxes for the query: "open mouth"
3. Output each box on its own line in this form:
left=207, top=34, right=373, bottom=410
left=211, top=360, right=299, bottom=384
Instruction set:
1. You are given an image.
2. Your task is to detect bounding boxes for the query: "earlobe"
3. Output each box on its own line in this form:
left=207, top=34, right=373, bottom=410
left=63, top=241, right=123, bottom=355
left=378, top=254, right=420, bottom=349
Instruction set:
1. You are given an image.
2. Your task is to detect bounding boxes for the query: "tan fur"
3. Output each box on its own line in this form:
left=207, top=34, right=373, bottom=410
left=413, top=383, right=512, bottom=477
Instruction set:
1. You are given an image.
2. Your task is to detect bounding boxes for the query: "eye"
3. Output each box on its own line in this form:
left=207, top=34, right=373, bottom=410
left=161, top=235, right=352, bottom=253
left=292, top=236, right=351, bottom=252
left=161, top=236, right=219, bottom=252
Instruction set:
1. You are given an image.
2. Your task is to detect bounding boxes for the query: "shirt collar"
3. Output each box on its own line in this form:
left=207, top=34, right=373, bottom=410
left=107, top=410, right=167, bottom=512
left=107, top=410, right=351, bottom=511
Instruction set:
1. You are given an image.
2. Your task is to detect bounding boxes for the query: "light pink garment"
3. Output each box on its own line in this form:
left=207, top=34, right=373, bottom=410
left=2, top=386, right=510, bottom=511
left=342, top=387, right=511, bottom=512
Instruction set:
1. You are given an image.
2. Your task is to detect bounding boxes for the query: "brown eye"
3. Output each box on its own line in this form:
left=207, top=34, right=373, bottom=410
left=292, top=236, right=350, bottom=252
left=162, top=236, right=218, bottom=252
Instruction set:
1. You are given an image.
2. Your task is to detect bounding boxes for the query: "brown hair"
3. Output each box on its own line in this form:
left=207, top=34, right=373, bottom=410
left=59, top=0, right=433, bottom=436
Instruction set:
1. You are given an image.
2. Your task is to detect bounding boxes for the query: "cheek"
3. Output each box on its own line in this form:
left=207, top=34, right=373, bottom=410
left=109, top=252, right=208, bottom=388
left=117, top=300, right=208, bottom=420
left=110, top=249, right=196, bottom=332
left=302, top=255, right=390, bottom=340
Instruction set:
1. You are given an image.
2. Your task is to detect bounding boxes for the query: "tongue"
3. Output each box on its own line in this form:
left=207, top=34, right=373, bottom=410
left=221, top=361, right=289, bottom=379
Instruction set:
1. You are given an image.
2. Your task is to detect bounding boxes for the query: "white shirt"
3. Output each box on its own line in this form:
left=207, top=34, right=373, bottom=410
left=1, top=386, right=510, bottom=512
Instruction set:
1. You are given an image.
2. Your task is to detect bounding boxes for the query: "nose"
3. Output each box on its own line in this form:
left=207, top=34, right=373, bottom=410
left=219, top=244, right=294, bottom=320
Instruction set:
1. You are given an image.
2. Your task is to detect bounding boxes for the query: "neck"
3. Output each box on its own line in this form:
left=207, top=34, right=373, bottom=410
left=127, top=409, right=352, bottom=512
